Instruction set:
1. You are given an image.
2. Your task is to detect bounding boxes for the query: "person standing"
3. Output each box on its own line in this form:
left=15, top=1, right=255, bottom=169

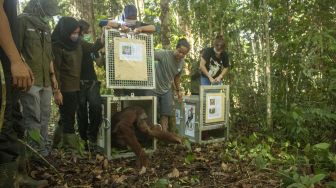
left=105, top=4, right=156, bottom=34
left=18, top=0, right=59, bottom=157
left=147, top=38, right=190, bottom=132
left=0, top=0, right=45, bottom=186
left=52, top=17, right=82, bottom=151
left=77, top=20, right=104, bottom=152
left=199, top=35, right=230, bottom=85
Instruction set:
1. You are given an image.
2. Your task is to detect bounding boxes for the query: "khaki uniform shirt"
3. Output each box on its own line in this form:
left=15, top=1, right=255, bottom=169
left=17, top=14, right=53, bottom=87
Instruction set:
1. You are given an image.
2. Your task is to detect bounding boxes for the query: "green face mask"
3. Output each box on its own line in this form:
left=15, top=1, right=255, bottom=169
left=83, top=34, right=92, bottom=42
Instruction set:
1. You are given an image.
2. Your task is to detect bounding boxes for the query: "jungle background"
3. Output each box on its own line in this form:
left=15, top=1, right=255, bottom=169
left=18, top=0, right=336, bottom=187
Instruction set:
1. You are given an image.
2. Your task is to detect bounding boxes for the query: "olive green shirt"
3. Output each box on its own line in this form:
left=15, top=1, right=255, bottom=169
left=52, top=45, right=83, bottom=92
left=17, top=14, right=52, bottom=87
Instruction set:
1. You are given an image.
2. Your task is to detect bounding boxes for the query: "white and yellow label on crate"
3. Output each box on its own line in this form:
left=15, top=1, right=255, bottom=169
left=205, top=92, right=225, bottom=123
left=114, top=37, right=147, bottom=81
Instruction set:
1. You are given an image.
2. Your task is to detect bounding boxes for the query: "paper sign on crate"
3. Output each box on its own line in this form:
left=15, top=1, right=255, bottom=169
left=114, top=37, right=147, bottom=81
left=205, top=92, right=225, bottom=123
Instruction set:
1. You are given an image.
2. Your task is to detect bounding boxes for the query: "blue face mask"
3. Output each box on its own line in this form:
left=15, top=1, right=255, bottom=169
left=70, top=34, right=79, bottom=42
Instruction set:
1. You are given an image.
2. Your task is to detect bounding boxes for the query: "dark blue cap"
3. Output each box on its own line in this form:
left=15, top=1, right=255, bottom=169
left=123, top=5, right=137, bottom=19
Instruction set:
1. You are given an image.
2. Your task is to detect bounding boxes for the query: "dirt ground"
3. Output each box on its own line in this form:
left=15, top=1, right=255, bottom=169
left=30, top=141, right=280, bottom=188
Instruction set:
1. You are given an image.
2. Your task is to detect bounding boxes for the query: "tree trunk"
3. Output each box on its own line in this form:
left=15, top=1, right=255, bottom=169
left=71, top=0, right=96, bottom=39
left=263, top=0, right=272, bottom=130
left=160, top=0, right=170, bottom=49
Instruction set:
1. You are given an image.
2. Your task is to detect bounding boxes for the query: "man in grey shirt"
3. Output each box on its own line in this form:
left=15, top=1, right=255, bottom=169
left=148, top=38, right=190, bottom=132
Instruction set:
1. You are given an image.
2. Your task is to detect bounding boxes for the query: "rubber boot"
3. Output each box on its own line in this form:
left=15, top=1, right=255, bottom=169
left=63, top=133, right=83, bottom=154
left=52, top=123, right=63, bottom=148
left=0, top=161, right=19, bottom=188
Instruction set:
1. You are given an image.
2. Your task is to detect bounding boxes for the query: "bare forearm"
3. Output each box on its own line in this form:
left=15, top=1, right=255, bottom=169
left=174, top=75, right=181, bottom=91
left=199, top=61, right=211, bottom=78
left=139, top=25, right=156, bottom=33
left=218, top=68, right=228, bottom=79
left=0, top=8, right=21, bottom=64
left=49, top=61, right=55, bottom=74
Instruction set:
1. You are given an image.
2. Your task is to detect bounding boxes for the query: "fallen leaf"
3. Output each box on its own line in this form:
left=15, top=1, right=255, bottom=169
left=221, top=162, right=229, bottom=172
left=196, top=156, right=209, bottom=162
left=41, top=172, right=52, bottom=179
left=111, top=175, right=127, bottom=184
left=30, top=170, right=38, bottom=179
left=195, top=148, right=201, bottom=152
left=103, top=158, right=109, bottom=169
left=139, top=166, right=147, bottom=175
left=167, top=168, right=179, bottom=178
left=96, top=154, right=104, bottom=162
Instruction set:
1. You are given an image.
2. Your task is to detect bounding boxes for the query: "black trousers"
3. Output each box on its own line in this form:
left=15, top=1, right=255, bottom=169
left=0, top=56, right=22, bottom=164
left=77, top=81, right=102, bottom=142
left=59, top=91, right=79, bottom=134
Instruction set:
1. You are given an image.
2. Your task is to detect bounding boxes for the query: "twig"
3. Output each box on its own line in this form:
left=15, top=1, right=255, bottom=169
left=18, top=139, right=64, bottom=181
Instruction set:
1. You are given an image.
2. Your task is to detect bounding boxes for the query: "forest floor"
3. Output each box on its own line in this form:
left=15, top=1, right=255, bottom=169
left=30, top=140, right=282, bottom=188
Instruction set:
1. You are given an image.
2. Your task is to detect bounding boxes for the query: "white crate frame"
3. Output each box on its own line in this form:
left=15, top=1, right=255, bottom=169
left=105, top=29, right=155, bottom=89
left=98, top=95, right=157, bottom=160
left=176, top=85, right=230, bottom=144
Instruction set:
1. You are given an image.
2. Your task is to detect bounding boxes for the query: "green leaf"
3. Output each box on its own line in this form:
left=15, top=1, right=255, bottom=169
left=152, top=178, right=170, bottom=188
left=183, top=138, right=192, bottom=152
left=255, top=155, right=267, bottom=169
left=313, top=143, right=330, bottom=150
left=287, top=182, right=306, bottom=188
left=326, top=181, right=336, bottom=188
left=310, top=174, right=326, bottom=184
left=28, top=129, right=42, bottom=144
left=184, top=153, right=195, bottom=165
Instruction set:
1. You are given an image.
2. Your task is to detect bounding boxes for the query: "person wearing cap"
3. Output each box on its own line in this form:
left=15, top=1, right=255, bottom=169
left=199, top=35, right=230, bottom=85
left=106, top=4, right=156, bottom=34
left=17, top=0, right=59, bottom=157
left=76, top=20, right=104, bottom=153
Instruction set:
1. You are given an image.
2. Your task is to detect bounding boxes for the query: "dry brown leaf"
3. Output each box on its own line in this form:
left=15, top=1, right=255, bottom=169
left=30, top=170, right=38, bottom=179
left=103, top=158, right=109, bottom=169
left=96, top=154, right=104, bottom=162
left=195, top=148, right=202, bottom=152
left=139, top=166, right=147, bottom=175
left=167, top=168, right=180, bottom=178
left=112, top=175, right=127, bottom=184
left=96, top=174, right=102, bottom=180
left=41, top=172, right=52, bottom=179
left=196, top=156, right=209, bottom=162
left=93, top=168, right=104, bottom=175
left=221, top=162, right=229, bottom=172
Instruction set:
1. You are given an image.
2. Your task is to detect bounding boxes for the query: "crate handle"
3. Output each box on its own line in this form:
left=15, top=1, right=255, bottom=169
left=102, top=118, right=111, bottom=129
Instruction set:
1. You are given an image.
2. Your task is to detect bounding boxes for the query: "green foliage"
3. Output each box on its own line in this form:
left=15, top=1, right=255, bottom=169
left=184, top=153, right=195, bottom=165
left=27, top=129, right=42, bottom=145
left=151, top=178, right=170, bottom=188
left=287, top=173, right=326, bottom=188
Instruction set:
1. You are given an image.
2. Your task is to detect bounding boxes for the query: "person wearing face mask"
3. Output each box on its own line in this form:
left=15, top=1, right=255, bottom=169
left=17, top=0, right=59, bottom=158
left=199, top=35, right=230, bottom=85
left=105, top=4, right=156, bottom=34
left=76, top=20, right=104, bottom=153
left=145, top=38, right=191, bottom=132
left=51, top=17, right=83, bottom=152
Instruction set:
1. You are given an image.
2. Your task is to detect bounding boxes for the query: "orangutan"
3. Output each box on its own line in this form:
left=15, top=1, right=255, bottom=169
left=110, top=106, right=182, bottom=167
